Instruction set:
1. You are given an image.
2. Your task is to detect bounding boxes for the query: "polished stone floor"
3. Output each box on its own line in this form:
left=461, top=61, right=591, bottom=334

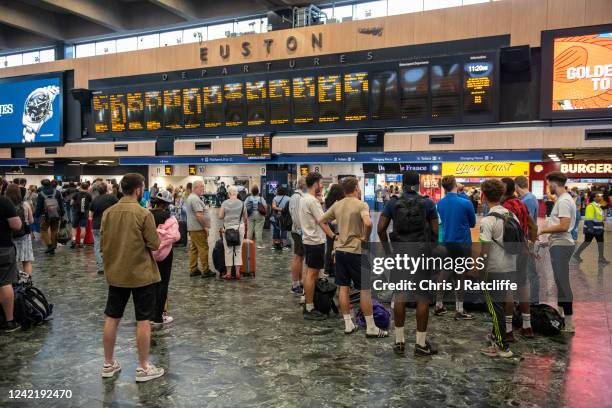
left=0, top=213, right=611, bottom=407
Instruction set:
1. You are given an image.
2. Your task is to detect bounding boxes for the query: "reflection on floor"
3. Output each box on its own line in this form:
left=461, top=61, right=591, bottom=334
left=0, top=217, right=611, bottom=407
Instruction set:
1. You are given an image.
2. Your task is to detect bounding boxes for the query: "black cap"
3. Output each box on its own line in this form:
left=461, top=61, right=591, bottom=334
left=402, top=171, right=420, bottom=188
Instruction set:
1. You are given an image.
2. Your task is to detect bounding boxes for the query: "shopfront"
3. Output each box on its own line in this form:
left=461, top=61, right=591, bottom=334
left=530, top=161, right=612, bottom=196
left=442, top=161, right=530, bottom=190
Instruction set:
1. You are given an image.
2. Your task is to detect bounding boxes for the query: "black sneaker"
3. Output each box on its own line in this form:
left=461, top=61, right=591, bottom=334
left=3, top=321, right=21, bottom=333
left=434, top=306, right=447, bottom=316
left=44, top=246, right=54, bottom=254
left=454, top=311, right=474, bottom=321
left=201, top=270, right=216, bottom=278
left=599, top=258, right=610, bottom=265
left=573, top=254, right=583, bottom=263
left=189, top=270, right=202, bottom=277
left=97, top=270, right=105, bottom=275
left=414, top=339, right=438, bottom=357
left=291, top=285, right=304, bottom=295
left=394, top=342, right=406, bottom=355
left=70, top=241, right=77, bottom=249
left=303, top=308, right=327, bottom=321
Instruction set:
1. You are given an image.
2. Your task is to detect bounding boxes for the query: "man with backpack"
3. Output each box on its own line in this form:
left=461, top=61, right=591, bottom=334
left=35, top=179, right=65, bottom=255
left=319, top=176, right=388, bottom=338
left=501, top=178, right=538, bottom=340
left=288, top=178, right=306, bottom=297
left=377, top=171, right=438, bottom=356
left=0, top=194, right=23, bottom=333
left=245, top=185, right=267, bottom=249
left=538, top=171, right=577, bottom=333
left=71, top=182, right=92, bottom=249
left=477, top=179, right=519, bottom=358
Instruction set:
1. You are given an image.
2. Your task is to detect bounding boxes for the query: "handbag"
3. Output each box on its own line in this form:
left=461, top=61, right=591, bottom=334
left=257, top=197, right=267, bottom=216
left=225, top=203, right=244, bottom=247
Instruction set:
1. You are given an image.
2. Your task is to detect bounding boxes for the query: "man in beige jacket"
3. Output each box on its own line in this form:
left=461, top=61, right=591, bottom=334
left=100, top=173, right=164, bottom=382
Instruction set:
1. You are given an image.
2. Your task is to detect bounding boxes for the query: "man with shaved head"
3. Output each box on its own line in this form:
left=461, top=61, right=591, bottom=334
left=185, top=180, right=214, bottom=278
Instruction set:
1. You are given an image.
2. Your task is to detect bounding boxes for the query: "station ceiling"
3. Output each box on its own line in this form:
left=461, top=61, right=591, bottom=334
left=0, top=0, right=330, bottom=53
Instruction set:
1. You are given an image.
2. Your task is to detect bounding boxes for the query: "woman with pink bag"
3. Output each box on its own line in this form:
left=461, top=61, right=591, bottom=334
left=150, top=190, right=181, bottom=330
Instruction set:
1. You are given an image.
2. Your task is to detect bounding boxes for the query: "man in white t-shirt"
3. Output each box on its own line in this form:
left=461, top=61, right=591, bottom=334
left=478, top=179, right=517, bottom=358
left=538, top=171, right=576, bottom=333
left=298, top=172, right=327, bottom=321
left=288, top=178, right=306, bottom=296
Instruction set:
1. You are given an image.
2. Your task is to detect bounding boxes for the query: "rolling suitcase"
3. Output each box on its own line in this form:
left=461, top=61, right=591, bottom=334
left=175, top=220, right=188, bottom=247
left=240, top=239, right=256, bottom=276
left=212, top=238, right=226, bottom=275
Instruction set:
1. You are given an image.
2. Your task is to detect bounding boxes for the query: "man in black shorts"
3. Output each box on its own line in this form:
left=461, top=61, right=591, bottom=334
left=320, top=177, right=388, bottom=338
left=100, top=173, right=164, bottom=382
left=298, top=173, right=327, bottom=320
left=0, top=194, right=22, bottom=333
left=378, top=171, right=439, bottom=356
left=288, top=177, right=306, bottom=297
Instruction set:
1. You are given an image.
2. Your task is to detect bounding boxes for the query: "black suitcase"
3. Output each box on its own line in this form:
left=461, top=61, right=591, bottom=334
left=175, top=220, right=188, bottom=247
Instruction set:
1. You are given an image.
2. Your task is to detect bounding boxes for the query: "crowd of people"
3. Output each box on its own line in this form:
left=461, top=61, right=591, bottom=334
left=0, top=168, right=609, bottom=381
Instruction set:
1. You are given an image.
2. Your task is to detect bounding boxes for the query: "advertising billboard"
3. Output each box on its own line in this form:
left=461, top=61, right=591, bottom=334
left=541, top=24, right=612, bottom=119
left=0, top=75, right=63, bottom=146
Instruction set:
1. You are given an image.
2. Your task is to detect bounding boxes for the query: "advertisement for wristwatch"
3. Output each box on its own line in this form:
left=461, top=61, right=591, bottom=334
left=0, top=76, right=62, bottom=146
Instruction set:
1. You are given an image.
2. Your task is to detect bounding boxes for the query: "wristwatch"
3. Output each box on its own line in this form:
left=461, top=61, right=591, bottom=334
left=22, top=85, right=60, bottom=143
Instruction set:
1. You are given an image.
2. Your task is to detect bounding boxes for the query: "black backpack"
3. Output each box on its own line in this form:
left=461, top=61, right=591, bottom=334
left=313, top=278, right=338, bottom=315
left=488, top=212, right=527, bottom=255
left=279, top=197, right=293, bottom=232
left=390, top=195, right=428, bottom=243
left=12, top=282, right=53, bottom=329
left=513, top=304, right=564, bottom=336
left=12, top=203, right=30, bottom=239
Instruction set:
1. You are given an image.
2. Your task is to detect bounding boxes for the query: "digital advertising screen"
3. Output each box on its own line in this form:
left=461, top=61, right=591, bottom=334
left=542, top=25, right=612, bottom=119
left=163, top=89, right=183, bottom=129
left=242, top=133, right=271, bottom=159
left=463, top=60, right=494, bottom=114
left=0, top=76, right=62, bottom=146
left=246, top=80, right=268, bottom=126
left=318, top=74, right=342, bottom=123
left=400, top=64, right=429, bottom=120
left=224, top=82, right=244, bottom=127
left=292, top=76, right=315, bottom=124
left=371, top=71, right=399, bottom=121
left=92, top=94, right=109, bottom=133
left=344, top=72, right=369, bottom=121
left=109, top=93, right=127, bottom=132
left=182, top=87, right=202, bottom=129
left=203, top=85, right=223, bottom=128
left=126, top=92, right=145, bottom=131
left=268, top=78, right=290, bottom=125
left=145, top=91, right=162, bottom=130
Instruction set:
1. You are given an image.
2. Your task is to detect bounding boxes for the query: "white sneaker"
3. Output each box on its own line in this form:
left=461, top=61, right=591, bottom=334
left=101, top=360, right=121, bottom=378
left=299, top=295, right=305, bottom=305
left=563, top=320, right=575, bottom=333
left=135, top=364, right=165, bottom=382
left=162, top=314, right=174, bottom=324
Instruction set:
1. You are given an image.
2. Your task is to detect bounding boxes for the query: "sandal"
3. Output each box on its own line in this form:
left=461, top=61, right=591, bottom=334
left=222, top=274, right=233, bottom=280
left=344, top=326, right=359, bottom=335
left=365, top=328, right=389, bottom=338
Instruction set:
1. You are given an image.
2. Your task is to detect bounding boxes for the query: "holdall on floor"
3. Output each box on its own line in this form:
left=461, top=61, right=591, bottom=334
left=12, top=282, right=54, bottom=329
left=212, top=238, right=226, bottom=275
left=240, top=239, right=256, bottom=276
left=314, top=278, right=338, bottom=315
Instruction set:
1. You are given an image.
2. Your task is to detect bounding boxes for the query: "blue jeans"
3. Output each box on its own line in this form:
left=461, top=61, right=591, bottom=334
left=570, top=210, right=580, bottom=241
left=93, top=229, right=103, bottom=272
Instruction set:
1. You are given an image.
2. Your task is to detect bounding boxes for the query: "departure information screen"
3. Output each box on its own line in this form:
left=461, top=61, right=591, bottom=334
left=203, top=85, right=223, bottom=128
left=400, top=65, right=429, bottom=120
left=163, top=89, right=183, bottom=129
left=182, top=87, right=202, bottom=129
left=344, top=72, right=368, bottom=121
left=318, top=75, right=342, bottom=122
left=268, top=78, right=290, bottom=125
left=224, top=83, right=244, bottom=127
left=292, top=76, right=315, bottom=124
left=246, top=80, right=267, bottom=126
left=431, top=63, right=461, bottom=119
left=145, top=91, right=162, bottom=130
left=92, top=51, right=497, bottom=135
left=371, top=71, right=399, bottom=120
left=110, top=93, right=127, bottom=132
left=243, top=133, right=271, bottom=159
left=92, top=94, right=110, bottom=133
left=126, top=92, right=144, bottom=130
left=463, top=61, right=493, bottom=114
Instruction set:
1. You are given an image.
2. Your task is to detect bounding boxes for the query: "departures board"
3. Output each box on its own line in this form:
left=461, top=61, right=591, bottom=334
left=92, top=52, right=498, bottom=137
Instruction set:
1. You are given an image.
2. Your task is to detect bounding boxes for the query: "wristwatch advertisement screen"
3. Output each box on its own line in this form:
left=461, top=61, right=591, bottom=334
left=0, top=76, right=62, bottom=146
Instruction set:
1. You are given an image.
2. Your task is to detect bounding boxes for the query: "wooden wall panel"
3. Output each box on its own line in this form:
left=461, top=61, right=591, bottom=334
left=272, top=134, right=356, bottom=154
left=26, top=141, right=155, bottom=159
left=173, top=138, right=242, bottom=156
left=585, top=0, right=612, bottom=26
left=510, top=0, right=548, bottom=46
left=0, top=148, right=11, bottom=159
left=546, top=0, right=586, bottom=30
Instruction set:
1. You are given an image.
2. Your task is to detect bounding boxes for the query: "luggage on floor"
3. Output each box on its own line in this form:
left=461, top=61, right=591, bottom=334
left=314, top=278, right=338, bottom=315
left=12, top=282, right=53, bottom=328
left=56, top=219, right=72, bottom=245
left=355, top=299, right=390, bottom=330
left=240, top=239, right=256, bottom=276
left=212, top=238, right=226, bottom=275
left=175, top=220, right=188, bottom=247
left=512, top=303, right=565, bottom=335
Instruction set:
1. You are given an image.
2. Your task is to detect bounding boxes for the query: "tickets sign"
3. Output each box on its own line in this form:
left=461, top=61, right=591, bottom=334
left=442, top=162, right=530, bottom=178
